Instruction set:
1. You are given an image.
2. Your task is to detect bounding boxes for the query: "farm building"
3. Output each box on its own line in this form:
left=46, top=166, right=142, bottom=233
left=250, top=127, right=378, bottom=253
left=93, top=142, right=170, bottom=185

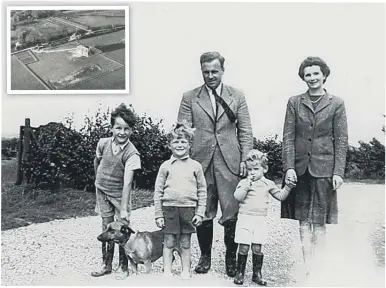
left=74, top=45, right=91, bottom=57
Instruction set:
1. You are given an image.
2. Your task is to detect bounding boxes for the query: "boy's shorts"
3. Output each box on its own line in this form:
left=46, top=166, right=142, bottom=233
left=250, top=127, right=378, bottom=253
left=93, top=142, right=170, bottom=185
left=95, top=188, right=131, bottom=221
left=235, top=214, right=267, bottom=245
left=163, top=206, right=196, bottom=235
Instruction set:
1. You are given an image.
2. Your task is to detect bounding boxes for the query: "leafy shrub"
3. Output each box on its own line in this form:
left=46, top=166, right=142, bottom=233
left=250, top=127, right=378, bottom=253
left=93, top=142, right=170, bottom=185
left=253, top=135, right=283, bottom=180
left=22, top=105, right=170, bottom=191
left=345, top=138, right=385, bottom=179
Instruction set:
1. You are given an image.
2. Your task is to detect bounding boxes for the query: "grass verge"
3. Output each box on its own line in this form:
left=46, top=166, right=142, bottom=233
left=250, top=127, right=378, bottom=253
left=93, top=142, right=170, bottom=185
left=1, top=184, right=154, bottom=231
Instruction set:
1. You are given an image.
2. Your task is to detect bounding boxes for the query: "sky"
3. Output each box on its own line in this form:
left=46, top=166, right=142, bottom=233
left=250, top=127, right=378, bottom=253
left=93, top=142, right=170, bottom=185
left=2, top=2, right=385, bottom=146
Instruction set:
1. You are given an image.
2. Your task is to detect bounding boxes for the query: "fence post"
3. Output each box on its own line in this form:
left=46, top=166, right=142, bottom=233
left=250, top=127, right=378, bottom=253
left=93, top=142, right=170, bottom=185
left=22, top=118, right=33, bottom=184
left=15, top=125, right=24, bottom=185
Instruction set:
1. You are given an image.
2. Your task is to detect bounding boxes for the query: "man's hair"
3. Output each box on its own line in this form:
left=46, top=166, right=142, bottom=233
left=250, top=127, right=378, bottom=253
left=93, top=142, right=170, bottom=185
left=166, top=121, right=195, bottom=143
left=110, top=103, right=136, bottom=127
left=200, top=52, right=225, bottom=70
left=298, top=56, right=331, bottom=83
left=245, top=149, right=269, bottom=170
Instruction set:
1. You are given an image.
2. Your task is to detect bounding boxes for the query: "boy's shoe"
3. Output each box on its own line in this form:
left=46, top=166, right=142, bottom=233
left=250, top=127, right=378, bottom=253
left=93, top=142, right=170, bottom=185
left=91, top=242, right=115, bottom=277
left=233, top=253, right=248, bottom=285
left=252, top=253, right=267, bottom=286
left=116, top=246, right=129, bottom=272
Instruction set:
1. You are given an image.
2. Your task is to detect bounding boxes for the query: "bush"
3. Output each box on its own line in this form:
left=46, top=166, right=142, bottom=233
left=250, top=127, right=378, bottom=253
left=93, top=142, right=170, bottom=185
left=345, top=138, right=385, bottom=179
left=253, top=135, right=283, bottom=180
left=22, top=105, right=170, bottom=191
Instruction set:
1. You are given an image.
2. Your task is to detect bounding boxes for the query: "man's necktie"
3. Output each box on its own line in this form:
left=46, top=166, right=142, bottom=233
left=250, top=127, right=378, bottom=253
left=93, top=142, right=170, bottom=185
left=211, top=88, right=236, bottom=123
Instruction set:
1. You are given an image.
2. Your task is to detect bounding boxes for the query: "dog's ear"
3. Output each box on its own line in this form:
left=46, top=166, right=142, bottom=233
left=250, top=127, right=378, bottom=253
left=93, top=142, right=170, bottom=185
left=120, top=225, right=135, bottom=235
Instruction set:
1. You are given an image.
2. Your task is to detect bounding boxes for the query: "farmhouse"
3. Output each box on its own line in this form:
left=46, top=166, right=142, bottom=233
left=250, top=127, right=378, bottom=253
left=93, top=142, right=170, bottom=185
left=74, top=45, right=91, bottom=57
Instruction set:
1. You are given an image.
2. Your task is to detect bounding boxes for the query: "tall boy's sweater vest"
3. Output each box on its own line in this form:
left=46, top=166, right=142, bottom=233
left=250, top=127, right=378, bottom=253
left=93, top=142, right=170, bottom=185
left=95, top=138, right=139, bottom=198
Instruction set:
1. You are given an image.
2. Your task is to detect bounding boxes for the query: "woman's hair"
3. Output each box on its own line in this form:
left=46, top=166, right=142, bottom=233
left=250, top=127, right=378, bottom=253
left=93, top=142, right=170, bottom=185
left=200, top=51, right=225, bottom=70
left=166, top=121, right=195, bottom=143
left=298, top=56, right=331, bottom=83
left=110, top=103, right=136, bottom=127
left=245, top=149, right=269, bottom=170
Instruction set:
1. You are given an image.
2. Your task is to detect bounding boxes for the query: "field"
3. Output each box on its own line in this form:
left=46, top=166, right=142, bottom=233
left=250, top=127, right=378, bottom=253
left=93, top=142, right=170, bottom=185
left=10, top=56, right=47, bottom=90
left=68, top=15, right=125, bottom=28
left=79, top=29, right=125, bottom=47
left=67, top=67, right=125, bottom=90
left=14, top=50, right=38, bottom=65
left=27, top=51, right=123, bottom=89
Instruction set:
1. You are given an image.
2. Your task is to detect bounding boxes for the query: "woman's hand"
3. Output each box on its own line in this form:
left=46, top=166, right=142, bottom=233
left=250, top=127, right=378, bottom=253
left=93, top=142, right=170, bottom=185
left=285, top=169, right=297, bottom=186
left=332, top=175, right=343, bottom=190
left=155, top=217, right=165, bottom=228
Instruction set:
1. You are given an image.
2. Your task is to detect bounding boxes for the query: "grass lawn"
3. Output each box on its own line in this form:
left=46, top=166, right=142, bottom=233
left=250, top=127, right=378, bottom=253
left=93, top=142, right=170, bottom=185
left=1, top=158, right=153, bottom=231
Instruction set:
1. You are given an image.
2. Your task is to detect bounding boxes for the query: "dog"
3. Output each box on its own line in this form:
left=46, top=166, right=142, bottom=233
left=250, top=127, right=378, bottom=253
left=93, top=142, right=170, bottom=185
left=96, top=220, right=180, bottom=278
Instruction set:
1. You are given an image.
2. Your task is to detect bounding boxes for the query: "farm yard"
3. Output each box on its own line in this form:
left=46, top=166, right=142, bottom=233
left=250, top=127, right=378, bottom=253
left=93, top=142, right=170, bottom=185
left=10, top=9, right=126, bottom=91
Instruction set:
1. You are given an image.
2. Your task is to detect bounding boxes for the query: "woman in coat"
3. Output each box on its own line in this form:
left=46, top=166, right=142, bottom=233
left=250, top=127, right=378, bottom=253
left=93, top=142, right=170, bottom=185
left=281, top=56, right=348, bottom=276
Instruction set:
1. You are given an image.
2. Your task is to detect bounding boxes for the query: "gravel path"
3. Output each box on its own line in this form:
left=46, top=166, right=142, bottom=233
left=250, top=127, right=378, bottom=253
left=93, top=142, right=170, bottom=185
left=1, top=183, right=384, bottom=286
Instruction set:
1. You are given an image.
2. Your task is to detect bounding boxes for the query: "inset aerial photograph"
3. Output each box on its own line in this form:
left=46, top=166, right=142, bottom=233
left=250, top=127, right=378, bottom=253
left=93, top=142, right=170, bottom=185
left=7, top=7, right=128, bottom=93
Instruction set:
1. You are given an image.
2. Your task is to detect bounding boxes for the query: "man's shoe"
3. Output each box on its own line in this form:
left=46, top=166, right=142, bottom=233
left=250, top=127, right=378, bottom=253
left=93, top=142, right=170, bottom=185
left=194, top=255, right=211, bottom=274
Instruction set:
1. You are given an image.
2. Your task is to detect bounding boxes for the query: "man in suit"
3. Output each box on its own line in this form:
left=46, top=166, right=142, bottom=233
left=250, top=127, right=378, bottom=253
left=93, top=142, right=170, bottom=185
left=177, top=52, right=253, bottom=276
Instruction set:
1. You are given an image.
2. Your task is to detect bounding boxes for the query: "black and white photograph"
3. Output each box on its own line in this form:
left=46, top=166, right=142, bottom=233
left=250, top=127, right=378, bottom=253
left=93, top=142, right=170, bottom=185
left=1, top=1, right=385, bottom=287
left=7, top=6, right=128, bottom=93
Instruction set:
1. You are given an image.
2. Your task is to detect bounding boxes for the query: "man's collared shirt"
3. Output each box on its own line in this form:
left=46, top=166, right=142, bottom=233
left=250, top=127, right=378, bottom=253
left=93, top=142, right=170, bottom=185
left=205, top=82, right=223, bottom=116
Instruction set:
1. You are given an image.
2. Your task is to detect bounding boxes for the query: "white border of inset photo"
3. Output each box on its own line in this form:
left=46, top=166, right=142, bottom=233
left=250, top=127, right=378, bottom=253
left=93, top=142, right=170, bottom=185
left=6, top=5, right=129, bottom=94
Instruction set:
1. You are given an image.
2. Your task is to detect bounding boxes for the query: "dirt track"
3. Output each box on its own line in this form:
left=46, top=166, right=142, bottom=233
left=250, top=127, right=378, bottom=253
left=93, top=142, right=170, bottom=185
left=1, top=183, right=384, bottom=286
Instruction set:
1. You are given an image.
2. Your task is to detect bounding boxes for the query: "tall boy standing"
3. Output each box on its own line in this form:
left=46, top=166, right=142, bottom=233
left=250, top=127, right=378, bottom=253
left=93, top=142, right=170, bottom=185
left=91, top=104, right=141, bottom=277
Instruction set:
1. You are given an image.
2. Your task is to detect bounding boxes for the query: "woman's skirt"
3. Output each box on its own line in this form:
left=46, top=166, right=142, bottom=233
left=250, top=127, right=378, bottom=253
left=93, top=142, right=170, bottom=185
left=281, top=169, right=338, bottom=224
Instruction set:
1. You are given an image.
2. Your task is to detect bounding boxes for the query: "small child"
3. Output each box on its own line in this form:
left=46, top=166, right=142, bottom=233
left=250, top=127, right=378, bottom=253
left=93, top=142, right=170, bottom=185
left=233, top=149, right=296, bottom=285
left=154, top=122, right=207, bottom=280
left=91, top=103, right=141, bottom=278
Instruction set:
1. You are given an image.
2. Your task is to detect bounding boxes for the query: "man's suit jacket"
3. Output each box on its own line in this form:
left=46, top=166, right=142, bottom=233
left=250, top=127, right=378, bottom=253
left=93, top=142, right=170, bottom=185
left=282, top=91, right=348, bottom=178
left=177, top=84, right=253, bottom=175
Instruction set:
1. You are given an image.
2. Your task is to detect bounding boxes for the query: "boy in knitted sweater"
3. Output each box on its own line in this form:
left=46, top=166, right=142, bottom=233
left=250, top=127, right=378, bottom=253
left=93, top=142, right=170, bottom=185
left=154, top=122, right=207, bottom=280
left=233, top=149, right=296, bottom=285
left=91, top=104, right=141, bottom=278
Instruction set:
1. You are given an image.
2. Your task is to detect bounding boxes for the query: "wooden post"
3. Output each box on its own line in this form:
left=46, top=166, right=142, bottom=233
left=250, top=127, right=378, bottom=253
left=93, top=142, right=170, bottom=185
left=15, top=125, right=24, bottom=185
left=22, top=118, right=33, bottom=184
